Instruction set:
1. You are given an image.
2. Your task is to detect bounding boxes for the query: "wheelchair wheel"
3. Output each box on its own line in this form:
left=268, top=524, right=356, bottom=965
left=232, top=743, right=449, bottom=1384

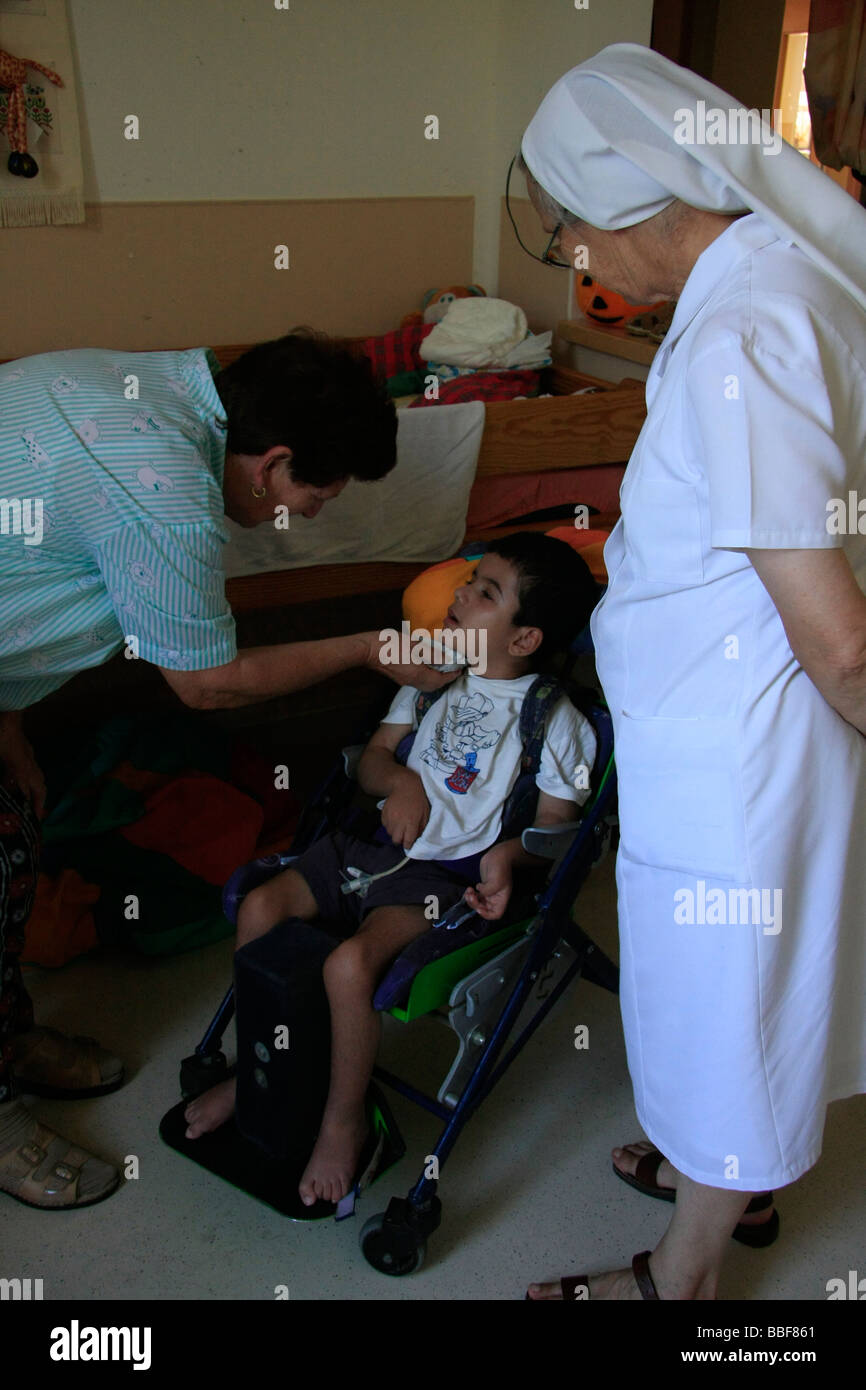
left=360, top=1213, right=426, bottom=1276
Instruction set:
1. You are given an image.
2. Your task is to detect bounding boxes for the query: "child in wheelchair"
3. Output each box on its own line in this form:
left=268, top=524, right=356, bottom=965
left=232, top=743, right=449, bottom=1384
left=184, top=532, right=599, bottom=1207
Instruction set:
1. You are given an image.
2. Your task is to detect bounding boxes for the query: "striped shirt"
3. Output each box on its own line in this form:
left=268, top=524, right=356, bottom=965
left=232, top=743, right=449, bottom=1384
left=0, top=347, right=236, bottom=709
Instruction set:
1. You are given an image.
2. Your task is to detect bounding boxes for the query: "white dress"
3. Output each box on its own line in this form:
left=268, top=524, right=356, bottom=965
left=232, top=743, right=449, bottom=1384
left=590, top=213, right=866, bottom=1190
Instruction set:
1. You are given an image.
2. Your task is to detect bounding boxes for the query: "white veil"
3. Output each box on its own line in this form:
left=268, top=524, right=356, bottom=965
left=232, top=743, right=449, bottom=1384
left=521, top=42, right=866, bottom=312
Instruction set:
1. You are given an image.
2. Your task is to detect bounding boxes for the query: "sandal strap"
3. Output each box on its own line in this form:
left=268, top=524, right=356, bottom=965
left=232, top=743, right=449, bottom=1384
left=745, top=1191, right=774, bottom=1214
left=633, top=1149, right=665, bottom=1190
left=12, top=1028, right=116, bottom=1089
left=0, top=1123, right=85, bottom=1197
left=632, top=1250, right=660, bottom=1301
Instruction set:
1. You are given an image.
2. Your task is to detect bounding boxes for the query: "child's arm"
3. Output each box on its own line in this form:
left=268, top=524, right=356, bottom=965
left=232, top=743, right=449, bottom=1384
left=358, top=721, right=432, bottom=850
left=464, top=791, right=577, bottom=920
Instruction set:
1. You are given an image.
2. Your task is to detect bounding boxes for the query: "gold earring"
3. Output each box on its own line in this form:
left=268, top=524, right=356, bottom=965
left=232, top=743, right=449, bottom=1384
left=251, top=485, right=266, bottom=499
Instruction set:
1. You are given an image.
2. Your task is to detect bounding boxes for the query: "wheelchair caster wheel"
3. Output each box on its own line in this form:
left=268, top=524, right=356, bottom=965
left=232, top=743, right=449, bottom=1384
left=180, top=1051, right=228, bottom=1100
left=360, top=1213, right=426, bottom=1276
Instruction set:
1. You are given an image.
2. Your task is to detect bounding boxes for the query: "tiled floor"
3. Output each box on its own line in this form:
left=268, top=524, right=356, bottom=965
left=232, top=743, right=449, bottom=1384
left=5, top=849, right=864, bottom=1303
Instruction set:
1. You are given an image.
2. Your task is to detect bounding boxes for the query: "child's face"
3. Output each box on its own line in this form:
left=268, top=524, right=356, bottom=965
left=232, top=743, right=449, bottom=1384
left=444, top=553, right=541, bottom=665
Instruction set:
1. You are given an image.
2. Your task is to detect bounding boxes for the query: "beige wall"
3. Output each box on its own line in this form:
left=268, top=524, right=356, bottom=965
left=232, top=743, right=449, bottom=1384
left=0, top=197, right=473, bottom=358
left=0, top=0, right=656, bottom=356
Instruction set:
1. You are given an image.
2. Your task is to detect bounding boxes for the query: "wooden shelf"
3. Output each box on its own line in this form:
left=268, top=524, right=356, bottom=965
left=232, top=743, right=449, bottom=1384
left=556, top=317, right=660, bottom=367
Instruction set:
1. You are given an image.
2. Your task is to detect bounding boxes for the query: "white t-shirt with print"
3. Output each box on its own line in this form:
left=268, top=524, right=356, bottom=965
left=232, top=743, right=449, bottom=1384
left=380, top=670, right=597, bottom=861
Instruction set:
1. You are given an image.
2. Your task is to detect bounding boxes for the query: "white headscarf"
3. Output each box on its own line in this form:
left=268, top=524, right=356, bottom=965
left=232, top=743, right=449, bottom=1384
left=521, top=42, right=866, bottom=313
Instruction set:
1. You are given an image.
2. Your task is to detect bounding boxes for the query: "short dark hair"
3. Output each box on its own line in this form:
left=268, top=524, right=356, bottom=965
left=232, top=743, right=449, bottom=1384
left=484, top=531, right=598, bottom=665
left=213, top=330, right=397, bottom=486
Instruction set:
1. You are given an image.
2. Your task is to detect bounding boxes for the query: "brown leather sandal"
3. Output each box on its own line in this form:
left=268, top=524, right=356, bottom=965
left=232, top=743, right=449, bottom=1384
left=529, top=1252, right=660, bottom=1301
left=11, top=1027, right=124, bottom=1099
left=613, top=1149, right=779, bottom=1248
left=0, top=1111, right=120, bottom=1209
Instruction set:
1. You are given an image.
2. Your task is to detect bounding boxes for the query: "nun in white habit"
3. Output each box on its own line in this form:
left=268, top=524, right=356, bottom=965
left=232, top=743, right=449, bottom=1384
left=519, top=43, right=866, bottom=1301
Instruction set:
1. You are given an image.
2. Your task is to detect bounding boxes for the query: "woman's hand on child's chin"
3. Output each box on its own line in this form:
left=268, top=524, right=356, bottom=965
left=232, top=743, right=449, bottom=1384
left=362, top=630, right=461, bottom=691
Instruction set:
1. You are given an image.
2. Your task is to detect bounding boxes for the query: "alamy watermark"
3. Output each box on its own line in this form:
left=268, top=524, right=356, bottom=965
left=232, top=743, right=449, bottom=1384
left=674, top=880, right=782, bottom=935
left=674, top=102, right=782, bottom=156
left=50, top=1321, right=151, bottom=1370
left=378, top=620, right=487, bottom=674
left=827, top=491, right=866, bottom=534
left=0, top=497, right=43, bottom=546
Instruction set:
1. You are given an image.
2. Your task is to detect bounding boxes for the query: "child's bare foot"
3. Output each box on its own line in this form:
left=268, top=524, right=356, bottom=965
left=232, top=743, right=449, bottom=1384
left=184, top=1078, right=237, bottom=1138
left=298, top=1115, right=368, bottom=1206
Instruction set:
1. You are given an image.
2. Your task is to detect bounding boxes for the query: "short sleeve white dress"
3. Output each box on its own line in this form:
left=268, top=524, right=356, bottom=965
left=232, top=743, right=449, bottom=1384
left=590, top=212, right=866, bottom=1190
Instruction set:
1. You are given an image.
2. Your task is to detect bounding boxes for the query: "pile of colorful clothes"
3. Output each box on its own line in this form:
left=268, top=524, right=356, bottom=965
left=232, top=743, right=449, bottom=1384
left=23, top=715, right=300, bottom=965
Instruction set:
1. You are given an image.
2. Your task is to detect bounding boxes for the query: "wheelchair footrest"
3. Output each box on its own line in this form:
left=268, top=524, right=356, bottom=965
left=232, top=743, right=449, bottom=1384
left=159, top=1081, right=405, bottom=1222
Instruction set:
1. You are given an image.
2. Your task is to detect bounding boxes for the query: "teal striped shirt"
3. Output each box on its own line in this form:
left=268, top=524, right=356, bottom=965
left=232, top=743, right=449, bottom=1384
left=0, top=347, right=236, bottom=709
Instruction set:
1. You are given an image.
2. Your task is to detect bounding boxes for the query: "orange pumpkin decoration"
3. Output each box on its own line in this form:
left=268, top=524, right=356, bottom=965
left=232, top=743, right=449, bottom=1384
left=576, top=273, right=667, bottom=325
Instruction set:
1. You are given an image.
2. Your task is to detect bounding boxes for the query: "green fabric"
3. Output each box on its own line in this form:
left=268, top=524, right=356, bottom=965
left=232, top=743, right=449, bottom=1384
left=64, top=837, right=229, bottom=954
left=38, top=714, right=240, bottom=955
left=386, top=370, right=425, bottom=397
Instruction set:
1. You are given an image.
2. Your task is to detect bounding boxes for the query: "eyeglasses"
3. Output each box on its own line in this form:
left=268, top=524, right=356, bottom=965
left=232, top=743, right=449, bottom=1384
left=506, top=155, right=571, bottom=269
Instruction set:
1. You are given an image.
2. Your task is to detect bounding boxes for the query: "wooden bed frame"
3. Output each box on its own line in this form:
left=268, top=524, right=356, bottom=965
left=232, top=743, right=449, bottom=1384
left=208, top=343, right=646, bottom=613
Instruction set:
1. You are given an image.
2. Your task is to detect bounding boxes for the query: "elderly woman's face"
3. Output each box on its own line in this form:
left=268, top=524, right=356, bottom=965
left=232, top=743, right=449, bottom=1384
left=526, top=179, right=674, bottom=305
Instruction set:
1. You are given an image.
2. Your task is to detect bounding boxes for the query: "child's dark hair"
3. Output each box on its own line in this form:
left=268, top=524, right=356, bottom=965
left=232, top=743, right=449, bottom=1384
left=214, top=330, right=397, bottom=486
left=484, top=531, right=598, bottom=666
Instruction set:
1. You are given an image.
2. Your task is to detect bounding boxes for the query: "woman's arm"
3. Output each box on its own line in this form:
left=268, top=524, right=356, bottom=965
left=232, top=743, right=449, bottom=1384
left=159, top=632, right=454, bottom=709
left=746, top=547, right=866, bottom=734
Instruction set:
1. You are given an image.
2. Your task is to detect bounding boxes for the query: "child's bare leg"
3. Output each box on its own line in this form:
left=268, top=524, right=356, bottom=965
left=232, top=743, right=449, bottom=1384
left=299, top=904, right=429, bottom=1206
left=236, top=868, right=319, bottom=948
left=184, top=868, right=319, bottom=1139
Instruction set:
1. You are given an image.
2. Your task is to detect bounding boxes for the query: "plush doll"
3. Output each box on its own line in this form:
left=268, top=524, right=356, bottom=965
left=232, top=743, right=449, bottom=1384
left=0, top=46, right=63, bottom=177
left=401, top=284, right=486, bottom=328
left=575, top=272, right=667, bottom=326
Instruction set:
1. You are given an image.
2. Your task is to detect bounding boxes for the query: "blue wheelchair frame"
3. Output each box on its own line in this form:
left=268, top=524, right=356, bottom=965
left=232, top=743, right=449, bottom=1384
left=178, top=627, right=619, bottom=1274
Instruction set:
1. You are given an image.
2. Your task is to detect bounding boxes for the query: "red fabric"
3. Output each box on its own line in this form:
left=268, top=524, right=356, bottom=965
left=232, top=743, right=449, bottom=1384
left=119, top=774, right=264, bottom=886
left=408, top=370, right=540, bottom=408
left=23, top=871, right=100, bottom=969
left=465, top=464, right=625, bottom=530
left=229, top=743, right=301, bottom=846
left=360, top=323, right=434, bottom=380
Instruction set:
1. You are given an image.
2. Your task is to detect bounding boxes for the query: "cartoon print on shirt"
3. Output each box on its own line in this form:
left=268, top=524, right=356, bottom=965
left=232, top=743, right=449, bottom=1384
left=51, top=374, right=80, bottom=394
left=76, top=418, right=101, bottom=446
left=130, top=411, right=161, bottom=433
left=136, top=465, right=174, bottom=493
left=21, top=430, right=52, bottom=470
left=420, top=690, right=500, bottom=791
left=128, top=560, right=156, bottom=586
left=8, top=618, right=36, bottom=648
left=445, top=751, right=480, bottom=794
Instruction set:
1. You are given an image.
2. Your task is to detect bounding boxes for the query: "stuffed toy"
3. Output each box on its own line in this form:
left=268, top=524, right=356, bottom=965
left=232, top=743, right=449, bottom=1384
left=575, top=272, right=667, bottom=326
left=0, top=46, right=63, bottom=177
left=402, top=284, right=486, bottom=328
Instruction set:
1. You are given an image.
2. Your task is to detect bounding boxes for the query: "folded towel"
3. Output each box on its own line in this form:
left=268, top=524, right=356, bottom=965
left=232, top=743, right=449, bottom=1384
left=420, top=298, right=533, bottom=369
